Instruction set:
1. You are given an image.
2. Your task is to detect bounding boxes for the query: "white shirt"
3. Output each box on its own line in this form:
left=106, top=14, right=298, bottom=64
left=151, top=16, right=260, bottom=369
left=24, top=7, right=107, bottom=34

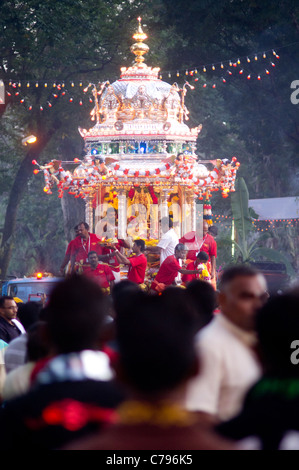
left=157, top=228, right=179, bottom=265
left=185, top=314, right=262, bottom=421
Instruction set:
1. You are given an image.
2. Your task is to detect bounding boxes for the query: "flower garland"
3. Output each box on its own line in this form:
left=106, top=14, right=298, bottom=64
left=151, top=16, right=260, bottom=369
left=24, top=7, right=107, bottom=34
left=32, top=157, right=240, bottom=199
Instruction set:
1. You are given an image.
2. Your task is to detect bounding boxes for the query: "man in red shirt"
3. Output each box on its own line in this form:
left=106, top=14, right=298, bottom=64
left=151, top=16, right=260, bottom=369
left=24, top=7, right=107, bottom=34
left=82, top=251, right=115, bottom=294
left=70, top=222, right=103, bottom=273
left=180, top=221, right=217, bottom=285
left=150, top=244, right=199, bottom=294
left=113, top=240, right=147, bottom=286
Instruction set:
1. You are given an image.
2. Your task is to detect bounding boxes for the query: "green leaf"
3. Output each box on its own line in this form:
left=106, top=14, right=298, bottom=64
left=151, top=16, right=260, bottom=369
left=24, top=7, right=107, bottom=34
left=231, top=177, right=254, bottom=242
left=251, top=247, right=296, bottom=277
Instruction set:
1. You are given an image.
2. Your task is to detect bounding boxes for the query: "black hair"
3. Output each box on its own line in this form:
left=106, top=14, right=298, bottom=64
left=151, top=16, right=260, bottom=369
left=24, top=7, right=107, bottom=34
left=134, top=239, right=145, bottom=252
left=196, top=251, right=209, bottom=262
left=17, top=301, right=43, bottom=331
left=26, top=322, right=50, bottom=362
left=218, top=264, right=260, bottom=291
left=88, top=251, right=98, bottom=258
left=111, top=280, right=141, bottom=316
left=46, top=274, right=107, bottom=354
left=116, top=291, right=198, bottom=394
left=78, top=221, right=89, bottom=230
left=0, top=296, right=15, bottom=308
left=186, top=280, right=217, bottom=331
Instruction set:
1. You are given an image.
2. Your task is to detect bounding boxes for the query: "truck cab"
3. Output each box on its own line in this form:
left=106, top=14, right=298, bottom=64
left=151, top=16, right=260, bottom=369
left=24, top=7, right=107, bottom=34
left=1, top=274, right=62, bottom=303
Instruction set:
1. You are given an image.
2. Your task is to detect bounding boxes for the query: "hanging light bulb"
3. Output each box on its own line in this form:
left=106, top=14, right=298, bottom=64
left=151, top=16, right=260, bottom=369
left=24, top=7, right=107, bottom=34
left=247, top=57, right=251, bottom=63
left=263, top=52, right=266, bottom=58
left=203, top=66, right=206, bottom=72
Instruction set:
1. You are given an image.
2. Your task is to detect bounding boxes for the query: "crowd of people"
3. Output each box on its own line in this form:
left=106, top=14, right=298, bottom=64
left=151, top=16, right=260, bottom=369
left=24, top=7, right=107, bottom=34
left=0, top=258, right=299, bottom=450
left=0, top=219, right=299, bottom=450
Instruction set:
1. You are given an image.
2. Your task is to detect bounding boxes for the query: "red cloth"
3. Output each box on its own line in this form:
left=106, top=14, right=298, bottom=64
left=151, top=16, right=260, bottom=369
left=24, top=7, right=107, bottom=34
left=83, top=263, right=115, bottom=288
left=65, top=236, right=80, bottom=256
left=179, top=232, right=217, bottom=261
left=30, top=357, right=52, bottom=385
left=151, top=255, right=181, bottom=291
left=181, top=261, right=198, bottom=285
left=102, top=239, right=126, bottom=273
left=71, top=233, right=103, bottom=264
left=127, top=254, right=147, bottom=284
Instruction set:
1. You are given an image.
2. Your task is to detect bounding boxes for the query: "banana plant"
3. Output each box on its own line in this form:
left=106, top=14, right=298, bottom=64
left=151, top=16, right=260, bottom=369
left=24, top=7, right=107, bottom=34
left=230, top=177, right=296, bottom=277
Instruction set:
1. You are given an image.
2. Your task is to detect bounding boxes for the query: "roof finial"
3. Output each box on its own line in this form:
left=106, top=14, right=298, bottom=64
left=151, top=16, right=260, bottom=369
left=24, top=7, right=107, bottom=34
left=130, top=17, right=149, bottom=66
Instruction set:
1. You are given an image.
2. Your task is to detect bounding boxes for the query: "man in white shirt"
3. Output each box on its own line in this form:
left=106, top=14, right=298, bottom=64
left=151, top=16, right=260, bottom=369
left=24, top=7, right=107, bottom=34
left=145, top=217, right=179, bottom=265
left=185, top=264, right=268, bottom=423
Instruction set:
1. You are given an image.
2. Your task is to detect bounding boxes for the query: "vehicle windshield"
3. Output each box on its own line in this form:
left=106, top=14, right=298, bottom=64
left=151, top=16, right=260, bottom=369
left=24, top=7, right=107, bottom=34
left=8, top=281, right=57, bottom=302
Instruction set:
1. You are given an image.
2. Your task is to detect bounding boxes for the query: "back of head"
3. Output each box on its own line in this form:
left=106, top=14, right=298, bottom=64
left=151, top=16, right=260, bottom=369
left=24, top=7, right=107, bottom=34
left=46, top=274, right=106, bottom=354
left=134, top=239, right=145, bottom=252
left=186, top=280, right=216, bottom=330
left=196, top=251, right=209, bottom=263
left=26, top=322, right=50, bottom=362
left=111, top=280, right=141, bottom=317
left=17, top=301, right=42, bottom=331
left=256, top=292, right=299, bottom=377
left=115, top=291, right=198, bottom=396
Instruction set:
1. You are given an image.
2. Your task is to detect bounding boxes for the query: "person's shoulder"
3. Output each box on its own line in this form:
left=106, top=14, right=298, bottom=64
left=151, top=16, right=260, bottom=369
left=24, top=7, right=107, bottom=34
left=196, top=316, right=227, bottom=345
